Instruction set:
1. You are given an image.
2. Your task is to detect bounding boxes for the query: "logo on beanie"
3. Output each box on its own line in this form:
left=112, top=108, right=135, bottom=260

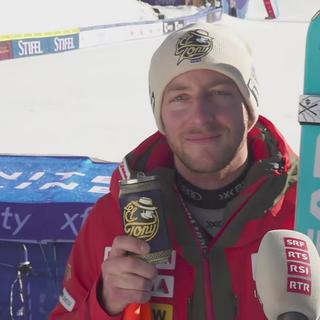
left=150, top=88, right=156, bottom=111
left=175, top=29, right=213, bottom=65
left=247, top=68, right=259, bottom=107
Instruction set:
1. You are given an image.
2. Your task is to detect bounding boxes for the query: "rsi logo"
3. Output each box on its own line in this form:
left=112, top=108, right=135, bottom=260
left=0, top=170, right=111, bottom=194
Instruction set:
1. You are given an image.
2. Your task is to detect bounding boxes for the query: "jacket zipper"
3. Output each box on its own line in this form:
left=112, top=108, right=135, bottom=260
left=203, top=255, right=215, bottom=320
left=186, top=259, right=215, bottom=320
left=187, top=296, right=193, bottom=320
left=200, top=178, right=268, bottom=320
left=175, top=186, right=216, bottom=320
left=175, top=180, right=265, bottom=320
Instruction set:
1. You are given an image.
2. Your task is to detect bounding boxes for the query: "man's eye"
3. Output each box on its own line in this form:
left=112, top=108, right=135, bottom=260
left=212, top=90, right=232, bottom=96
left=173, top=95, right=187, bottom=101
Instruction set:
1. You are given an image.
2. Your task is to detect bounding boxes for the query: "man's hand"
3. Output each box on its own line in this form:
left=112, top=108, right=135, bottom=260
left=100, top=235, right=158, bottom=315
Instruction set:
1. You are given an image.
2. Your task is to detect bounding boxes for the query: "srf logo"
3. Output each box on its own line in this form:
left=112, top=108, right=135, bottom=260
left=123, top=197, right=159, bottom=242
left=175, top=29, right=213, bottom=65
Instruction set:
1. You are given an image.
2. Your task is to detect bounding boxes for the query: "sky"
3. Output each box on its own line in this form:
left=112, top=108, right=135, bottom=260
left=0, top=0, right=319, bottom=162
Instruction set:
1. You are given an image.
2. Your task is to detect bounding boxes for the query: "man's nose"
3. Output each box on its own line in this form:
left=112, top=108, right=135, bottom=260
left=191, top=96, right=214, bottom=124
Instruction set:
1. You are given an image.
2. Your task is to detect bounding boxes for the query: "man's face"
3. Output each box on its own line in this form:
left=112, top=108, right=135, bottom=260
left=161, top=69, right=250, bottom=174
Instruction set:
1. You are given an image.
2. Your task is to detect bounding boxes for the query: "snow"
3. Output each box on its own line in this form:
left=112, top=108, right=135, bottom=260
left=152, top=4, right=203, bottom=18
left=0, top=0, right=158, bottom=34
left=0, top=0, right=319, bottom=161
left=218, top=14, right=309, bottom=156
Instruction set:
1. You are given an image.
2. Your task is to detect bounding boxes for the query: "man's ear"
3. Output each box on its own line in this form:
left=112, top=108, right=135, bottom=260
left=159, top=111, right=167, bottom=135
left=244, top=104, right=255, bottom=131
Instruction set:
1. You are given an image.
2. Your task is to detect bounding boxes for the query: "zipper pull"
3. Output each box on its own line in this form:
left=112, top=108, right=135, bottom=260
left=233, top=295, right=239, bottom=318
left=202, top=247, right=208, bottom=258
left=187, top=296, right=193, bottom=320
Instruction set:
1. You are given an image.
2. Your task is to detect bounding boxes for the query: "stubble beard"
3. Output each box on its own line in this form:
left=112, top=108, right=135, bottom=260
left=167, top=126, right=248, bottom=175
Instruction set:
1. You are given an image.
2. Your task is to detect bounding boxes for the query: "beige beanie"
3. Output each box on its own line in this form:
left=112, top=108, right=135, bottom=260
left=148, top=22, right=259, bottom=133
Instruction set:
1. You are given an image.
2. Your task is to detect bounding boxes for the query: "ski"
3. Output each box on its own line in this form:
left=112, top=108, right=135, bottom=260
left=263, top=0, right=276, bottom=19
left=296, top=10, right=320, bottom=253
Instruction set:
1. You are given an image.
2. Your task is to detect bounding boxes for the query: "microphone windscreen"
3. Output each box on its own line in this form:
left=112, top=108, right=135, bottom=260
left=255, top=229, right=320, bottom=320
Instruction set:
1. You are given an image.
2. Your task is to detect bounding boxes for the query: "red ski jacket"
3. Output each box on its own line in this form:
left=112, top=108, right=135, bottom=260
left=50, top=115, right=298, bottom=320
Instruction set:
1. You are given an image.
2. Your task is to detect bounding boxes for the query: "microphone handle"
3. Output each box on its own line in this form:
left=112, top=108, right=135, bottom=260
left=278, top=312, right=309, bottom=320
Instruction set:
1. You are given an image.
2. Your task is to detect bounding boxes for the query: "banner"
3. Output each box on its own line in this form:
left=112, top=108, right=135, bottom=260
left=1, top=29, right=80, bottom=60
left=0, top=155, right=117, bottom=241
left=12, top=37, right=49, bottom=58
left=0, top=8, right=222, bottom=61
left=141, top=0, right=185, bottom=5
left=0, top=240, right=73, bottom=319
left=0, top=155, right=118, bottom=319
left=0, top=40, right=13, bottom=61
left=163, top=20, right=184, bottom=34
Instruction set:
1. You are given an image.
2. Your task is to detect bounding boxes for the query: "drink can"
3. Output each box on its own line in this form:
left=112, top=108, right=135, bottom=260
left=119, top=175, right=171, bottom=264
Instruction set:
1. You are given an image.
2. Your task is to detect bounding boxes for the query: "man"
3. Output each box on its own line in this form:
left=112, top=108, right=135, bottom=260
left=50, top=22, right=298, bottom=319
left=222, top=0, right=250, bottom=19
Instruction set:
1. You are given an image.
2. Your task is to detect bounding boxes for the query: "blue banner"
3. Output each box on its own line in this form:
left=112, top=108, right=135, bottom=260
left=0, top=155, right=118, bottom=241
left=0, top=155, right=118, bottom=319
left=11, top=33, right=79, bottom=59
left=12, top=37, right=49, bottom=58
left=48, top=34, right=79, bottom=54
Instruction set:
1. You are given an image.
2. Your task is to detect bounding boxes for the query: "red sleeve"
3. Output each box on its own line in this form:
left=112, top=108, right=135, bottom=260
left=49, top=194, right=124, bottom=320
